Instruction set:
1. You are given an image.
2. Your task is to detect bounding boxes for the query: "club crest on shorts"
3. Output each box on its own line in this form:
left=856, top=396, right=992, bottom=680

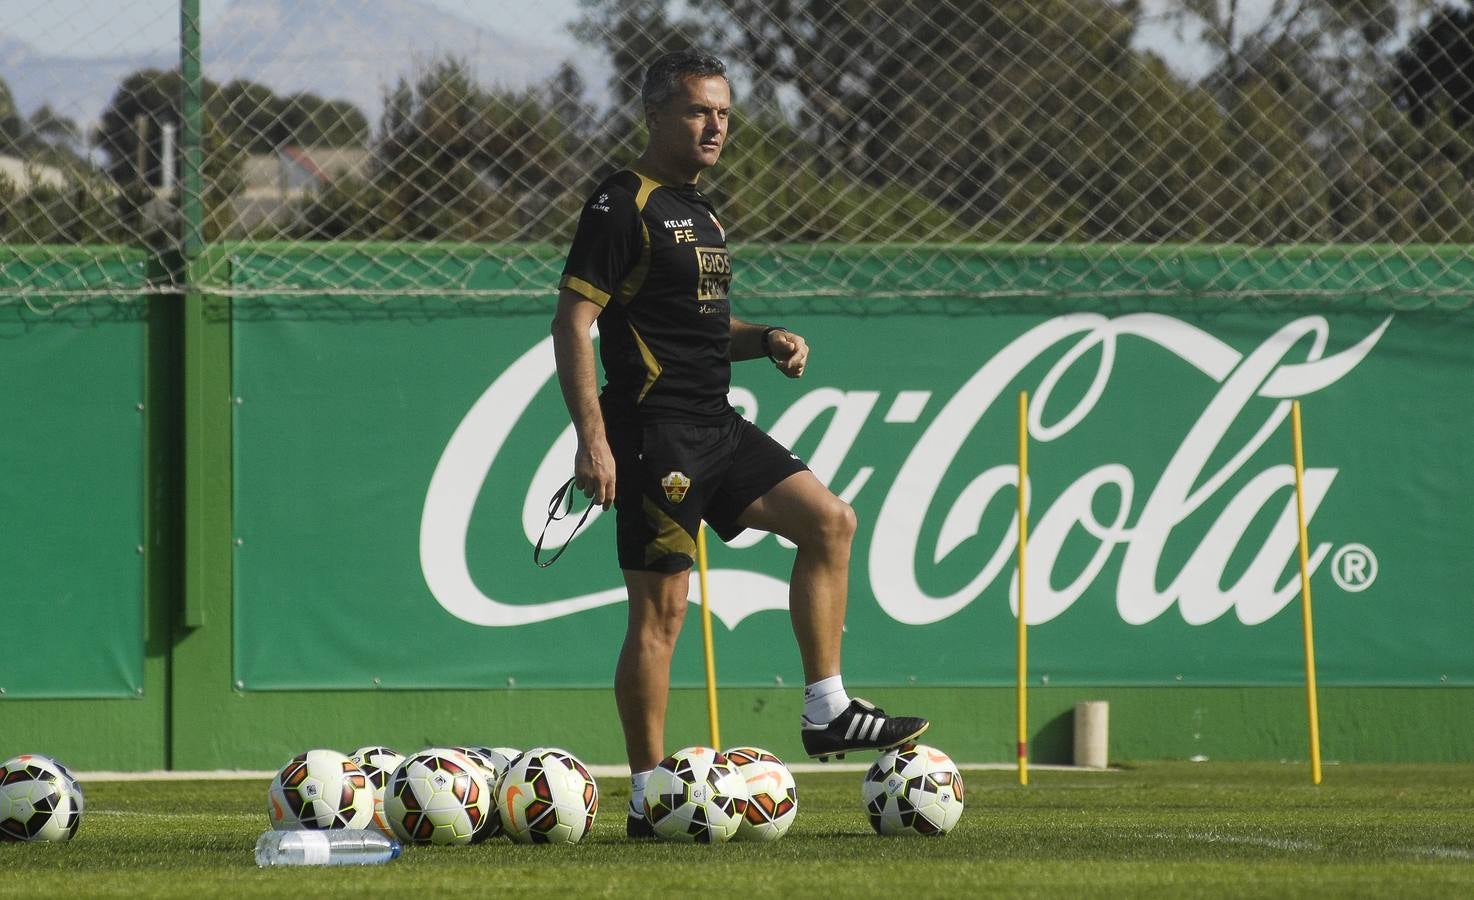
left=661, top=471, right=692, bottom=504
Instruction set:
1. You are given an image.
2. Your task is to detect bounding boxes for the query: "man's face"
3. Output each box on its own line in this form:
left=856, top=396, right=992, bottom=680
left=649, top=75, right=731, bottom=172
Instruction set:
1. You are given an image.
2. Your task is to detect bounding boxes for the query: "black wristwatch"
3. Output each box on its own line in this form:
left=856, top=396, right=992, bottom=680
left=762, top=326, right=788, bottom=362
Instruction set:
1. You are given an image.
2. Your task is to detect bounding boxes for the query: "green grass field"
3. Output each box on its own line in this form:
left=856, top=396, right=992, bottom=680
left=3, top=763, right=1472, bottom=899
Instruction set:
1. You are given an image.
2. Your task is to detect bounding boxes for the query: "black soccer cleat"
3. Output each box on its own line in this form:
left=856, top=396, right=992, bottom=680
left=802, top=697, right=930, bottom=761
left=626, top=807, right=656, bottom=840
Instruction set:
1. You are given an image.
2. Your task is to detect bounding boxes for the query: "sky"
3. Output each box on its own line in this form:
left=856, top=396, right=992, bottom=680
left=3, top=0, right=587, bottom=57
left=6, top=0, right=1459, bottom=82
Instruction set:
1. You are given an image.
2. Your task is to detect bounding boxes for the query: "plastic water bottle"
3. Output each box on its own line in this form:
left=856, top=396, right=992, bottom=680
left=254, top=829, right=401, bottom=867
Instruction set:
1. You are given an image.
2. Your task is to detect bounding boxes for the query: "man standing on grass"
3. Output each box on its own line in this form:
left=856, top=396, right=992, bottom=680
left=549, top=49, right=929, bottom=838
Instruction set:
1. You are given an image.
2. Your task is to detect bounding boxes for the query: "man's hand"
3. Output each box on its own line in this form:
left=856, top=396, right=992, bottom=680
left=768, top=329, right=809, bottom=378
left=575, top=436, right=617, bottom=509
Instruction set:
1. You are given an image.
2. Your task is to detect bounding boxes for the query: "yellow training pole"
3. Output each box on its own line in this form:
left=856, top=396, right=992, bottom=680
left=697, top=524, right=722, bottom=749
left=1016, top=391, right=1029, bottom=786
left=1290, top=401, right=1323, bottom=786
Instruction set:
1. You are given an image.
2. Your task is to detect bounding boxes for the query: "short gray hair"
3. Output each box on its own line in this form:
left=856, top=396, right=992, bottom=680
left=641, top=50, right=728, bottom=113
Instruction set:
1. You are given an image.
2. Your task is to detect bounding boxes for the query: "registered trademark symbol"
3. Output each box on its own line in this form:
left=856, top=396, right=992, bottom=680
left=1330, top=543, right=1378, bottom=592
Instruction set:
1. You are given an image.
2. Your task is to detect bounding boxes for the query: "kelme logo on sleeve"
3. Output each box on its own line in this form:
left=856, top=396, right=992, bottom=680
left=661, top=471, right=692, bottom=504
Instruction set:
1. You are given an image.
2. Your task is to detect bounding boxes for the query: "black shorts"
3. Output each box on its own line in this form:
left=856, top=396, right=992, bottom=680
left=604, top=408, right=809, bottom=573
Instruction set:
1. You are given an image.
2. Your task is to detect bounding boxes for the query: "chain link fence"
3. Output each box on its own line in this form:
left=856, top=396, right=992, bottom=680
left=3, top=0, right=1473, bottom=309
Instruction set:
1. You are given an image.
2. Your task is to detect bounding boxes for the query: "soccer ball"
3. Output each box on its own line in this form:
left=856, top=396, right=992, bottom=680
left=644, top=746, right=748, bottom=844
left=384, top=749, right=492, bottom=845
left=451, top=745, right=510, bottom=782
left=860, top=744, right=964, bottom=836
left=267, top=749, right=374, bottom=831
left=724, top=746, right=797, bottom=842
left=448, top=746, right=506, bottom=841
left=0, top=755, right=84, bottom=842
left=347, top=745, right=405, bottom=836
left=495, top=747, right=598, bottom=844
left=470, top=746, right=520, bottom=775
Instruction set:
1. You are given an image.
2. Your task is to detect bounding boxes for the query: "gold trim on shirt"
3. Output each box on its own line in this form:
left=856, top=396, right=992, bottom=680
left=628, top=323, right=663, bottom=403
left=559, top=273, right=611, bottom=307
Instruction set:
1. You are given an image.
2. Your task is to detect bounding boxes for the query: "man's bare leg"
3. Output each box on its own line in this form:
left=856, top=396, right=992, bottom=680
left=734, top=471, right=855, bottom=682
left=735, top=470, right=929, bottom=759
left=615, top=568, right=692, bottom=773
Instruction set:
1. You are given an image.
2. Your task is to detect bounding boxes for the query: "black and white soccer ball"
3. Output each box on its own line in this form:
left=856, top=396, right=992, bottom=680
left=0, top=754, right=84, bottom=842
left=495, top=747, right=598, bottom=845
left=644, top=746, right=748, bottom=844
left=724, top=746, right=797, bottom=842
left=449, top=746, right=508, bottom=841
left=384, top=748, right=492, bottom=845
left=267, top=749, right=375, bottom=831
left=860, top=743, right=964, bottom=836
left=468, top=746, right=520, bottom=776
left=347, top=745, right=405, bottom=836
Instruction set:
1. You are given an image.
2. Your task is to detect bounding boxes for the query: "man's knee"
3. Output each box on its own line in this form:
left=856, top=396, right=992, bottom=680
left=804, top=494, right=857, bottom=548
left=829, top=496, right=858, bottom=537
left=625, top=572, right=690, bottom=648
left=641, top=603, right=687, bottom=647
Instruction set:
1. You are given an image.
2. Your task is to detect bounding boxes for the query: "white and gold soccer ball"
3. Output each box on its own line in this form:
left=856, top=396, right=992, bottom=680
left=347, top=745, right=405, bottom=836
left=724, top=746, right=797, bottom=842
left=860, top=743, right=964, bottom=836
left=470, top=746, right=520, bottom=776
left=0, top=754, right=84, bottom=842
left=267, top=749, right=375, bottom=831
left=448, top=746, right=507, bottom=841
left=644, top=746, right=748, bottom=844
left=383, top=748, right=492, bottom=845
left=495, top=747, right=598, bottom=845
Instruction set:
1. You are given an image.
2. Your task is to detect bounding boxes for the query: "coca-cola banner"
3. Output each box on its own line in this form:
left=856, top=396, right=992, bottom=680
left=230, top=292, right=1473, bottom=690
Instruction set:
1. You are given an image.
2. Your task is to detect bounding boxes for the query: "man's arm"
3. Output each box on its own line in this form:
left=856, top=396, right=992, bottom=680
left=731, top=316, right=808, bottom=378
left=551, top=288, right=616, bottom=508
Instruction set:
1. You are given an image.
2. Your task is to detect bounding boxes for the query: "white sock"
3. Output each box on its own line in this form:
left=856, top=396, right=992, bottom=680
left=802, top=675, right=850, bottom=725
left=629, top=768, right=653, bottom=817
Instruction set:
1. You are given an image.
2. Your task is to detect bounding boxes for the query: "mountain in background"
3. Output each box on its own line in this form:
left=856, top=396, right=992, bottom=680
left=0, top=35, right=172, bottom=131
left=0, top=0, right=595, bottom=135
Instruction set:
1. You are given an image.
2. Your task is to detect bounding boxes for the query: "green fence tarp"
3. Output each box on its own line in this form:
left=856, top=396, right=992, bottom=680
left=0, top=252, right=149, bottom=699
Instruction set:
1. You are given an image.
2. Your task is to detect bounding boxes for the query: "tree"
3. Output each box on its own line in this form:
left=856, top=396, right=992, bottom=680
left=0, top=77, right=31, bottom=155
left=28, top=105, right=80, bottom=149
left=572, top=0, right=695, bottom=112
left=273, top=92, right=369, bottom=149
left=544, top=62, right=594, bottom=135
left=289, top=56, right=593, bottom=242
left=182, top=79, right=372, bottom=157
left=100, top=70, right=368, bottom=190
left=1156, top=0, right=1425, bottom=110
left=1391, top=6, right=1474, bottom=188
left=215, top=79, right=280, bottom=153
left=97, top=69, right=202, bottom=187
left=1394, top=6, right=1474, bottom=129
left=1150, top=0, right=1453, bottom=238
left=1321, top=5, right=1474, bottom=241
left=94, top=68, right=244, bottom=240
left=574, top=0, right=1264, bottom=242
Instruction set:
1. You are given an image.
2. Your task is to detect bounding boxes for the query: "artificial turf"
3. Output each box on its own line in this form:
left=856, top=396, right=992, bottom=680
left=2, top=762, right=1472, bottom=898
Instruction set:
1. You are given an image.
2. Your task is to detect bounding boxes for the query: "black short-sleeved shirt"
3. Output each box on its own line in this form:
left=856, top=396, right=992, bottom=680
left=559, top=169, right=732, bottom=423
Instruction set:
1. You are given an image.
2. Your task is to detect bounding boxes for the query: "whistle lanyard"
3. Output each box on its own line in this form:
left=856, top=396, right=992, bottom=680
left=532, top=477, right=597, bottom=568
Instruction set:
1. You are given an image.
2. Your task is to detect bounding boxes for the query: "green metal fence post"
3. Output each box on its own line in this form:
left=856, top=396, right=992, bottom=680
left=180, top=0, right=202, bottom=258
left=179, top=0, right=224, bottom=633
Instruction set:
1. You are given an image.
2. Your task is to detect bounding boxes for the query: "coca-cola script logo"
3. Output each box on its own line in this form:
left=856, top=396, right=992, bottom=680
left=420, top=313, right=1389, bottom=630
